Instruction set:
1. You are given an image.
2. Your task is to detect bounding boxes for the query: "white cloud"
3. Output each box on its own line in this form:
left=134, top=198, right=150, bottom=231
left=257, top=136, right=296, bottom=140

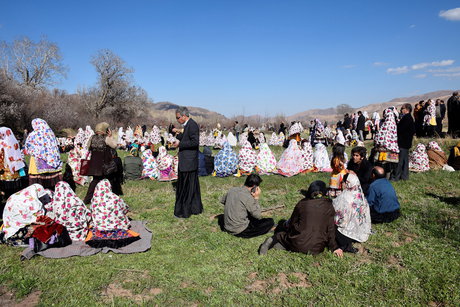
left=433, top=72, right=460, bottom=77
left=373, top=62, right=388, bottom=67
left=411, top=60, right=454, bottom=70
left=342, top=64, right=355, bottom=69
left=427, top=66, right=460, bottom=73
left=410, top=24, right=416, bottom=28
left=387, top=66, right=410, bottom=74
left=439, top=8, right=460, bottom=21
left=414, top=74, right=427, bottom=79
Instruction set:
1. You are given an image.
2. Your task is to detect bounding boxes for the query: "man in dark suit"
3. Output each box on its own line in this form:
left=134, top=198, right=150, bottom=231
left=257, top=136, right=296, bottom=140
left=173, top=106, right=203, bottom=218
left=356, top=111, right=366, bottom=141
left=390, top=103, right=415, bottom=181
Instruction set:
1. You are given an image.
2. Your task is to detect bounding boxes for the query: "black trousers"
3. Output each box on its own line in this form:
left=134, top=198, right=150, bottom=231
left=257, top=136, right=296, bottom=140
left=235, top=216, right=274, bottom=239
left=335, top=228, right=356, bottom=251
left=391, top=148, right=409, bottom=181
left=370, top=207, right=400, bottom=224
left=174, top=170, right=203, bottom=218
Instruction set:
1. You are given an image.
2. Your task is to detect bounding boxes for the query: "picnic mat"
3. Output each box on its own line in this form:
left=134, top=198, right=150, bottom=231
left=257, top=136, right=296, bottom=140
left=21, top=221, right=152, bottom=260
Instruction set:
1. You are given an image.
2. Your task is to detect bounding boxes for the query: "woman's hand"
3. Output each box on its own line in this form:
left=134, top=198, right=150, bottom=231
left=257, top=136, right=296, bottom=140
left=333, top=248, right=344, bottom=258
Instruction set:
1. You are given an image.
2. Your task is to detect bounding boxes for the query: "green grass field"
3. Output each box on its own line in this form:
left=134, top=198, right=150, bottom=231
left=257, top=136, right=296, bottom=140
left=1, top=139, right=459, bottom=306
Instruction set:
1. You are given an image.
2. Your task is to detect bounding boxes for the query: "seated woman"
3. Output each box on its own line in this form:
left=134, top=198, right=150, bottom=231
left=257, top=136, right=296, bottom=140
left=313, top=143, right=331, bottom=172
left=328, top=143, right=347, bottom=198
left=1, top=184, right=51, bottom=245
left=300, top=140, right=314, bottom=173
left=258, top=180, right=343, bottom=257
left=268, top=132, right=278, bottom=146
left=238, top=141, right=257, bottom=175
left=86, top=179, right=139, bottom=248
left=277, top=139, right=303, bottom=177
left=214, top=142, right=238, bottom=177
left=332, top=173, right=371, bottom=253
left=67, top=135, right=89, bottom=186
left=409, top=143, right=430, bottom=172
left=198, top=146, right=214, bottom=176
left=141, top=148, right=160, bottom=180
left=123, top=147, right=143, bottom=180
left=25, top=118, right=63, bottom=190
left=0, top=127, right=27, bottom=212
left=156, top=146, right=178, bottom=181
left=346, top=146, right=373, bottom=195
left=256, top=143, right=277, bottom=175
left=447, top=142, right=460, bottom=170
left=426, top=141, right=448, bottom=170
left=45, top=181, right=91, bottom=241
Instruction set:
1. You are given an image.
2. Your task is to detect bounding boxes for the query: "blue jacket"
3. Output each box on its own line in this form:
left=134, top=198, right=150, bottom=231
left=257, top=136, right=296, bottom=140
left=366, top=178, right=400, bottom=213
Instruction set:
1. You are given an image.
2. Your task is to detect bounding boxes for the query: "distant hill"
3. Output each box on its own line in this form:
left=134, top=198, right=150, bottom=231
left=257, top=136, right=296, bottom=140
left=287, top=89, right=458, bottom=123
left=146, top=101, right=228, bottom=126
left=144, top=90, right=458, bottom=127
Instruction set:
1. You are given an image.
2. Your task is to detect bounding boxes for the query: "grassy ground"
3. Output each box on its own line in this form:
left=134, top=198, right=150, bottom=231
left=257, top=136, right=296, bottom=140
left=1, top=139, right=459, bottom=306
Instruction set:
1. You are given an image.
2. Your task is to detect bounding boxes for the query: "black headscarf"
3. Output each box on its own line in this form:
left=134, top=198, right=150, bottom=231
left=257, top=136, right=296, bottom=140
left=301, top=180, right=327, bottom=199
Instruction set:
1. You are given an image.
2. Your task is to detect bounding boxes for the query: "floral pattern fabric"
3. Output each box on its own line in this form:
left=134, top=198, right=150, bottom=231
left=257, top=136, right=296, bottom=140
left=141, top=149, right=160, bottom=180
left=214, top=141, right=238, bottom=177
left=313, top=143, right=330, bottom=170
left=90, top=179, right=130, bottom=231
left=238, top=141, right=257, bottom=173
left=2, top=184, right=47, bottom=239
left=374, top=107, right=399, bottom=153
left=300, top=141, right=314, bottom=171
left=0, top=127, right=25, bottom=173
left=46, top=181, right=91, bottom=241
left=25, top=118, right=63, bottom=170
left=409, top=143, right=430, bottom=172
left=256, top=143, right=277, bottom=174
left=67, top=146, right=89, bottom=185
left=277, top=139, right=303, bottom=177
left=332, top=173, right=371, bottom=243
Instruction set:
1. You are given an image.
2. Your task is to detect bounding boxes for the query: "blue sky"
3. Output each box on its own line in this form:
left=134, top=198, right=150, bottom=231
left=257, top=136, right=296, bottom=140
left=2, top=1, right=460, bottom=117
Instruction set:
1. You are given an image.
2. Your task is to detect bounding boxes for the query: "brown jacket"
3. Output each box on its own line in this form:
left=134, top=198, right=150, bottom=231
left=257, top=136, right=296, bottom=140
left=427, top=149, right=447, bottom=169
left=276, top=198, right=338, bottom=255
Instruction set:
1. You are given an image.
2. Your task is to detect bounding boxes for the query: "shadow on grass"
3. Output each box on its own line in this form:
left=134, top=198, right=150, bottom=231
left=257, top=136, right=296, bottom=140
left=425, top=192, right=460, bottom=207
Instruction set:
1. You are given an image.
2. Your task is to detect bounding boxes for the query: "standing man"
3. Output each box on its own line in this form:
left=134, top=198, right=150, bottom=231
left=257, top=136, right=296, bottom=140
left=234, top=121, right=241, bottom=142
left=173, top=106, right=203, bottom=218
left=390, top=103, right=415, bottom=181
left=356, top=111, right=366, bottom=141
left=447, top=92, right=460, bottom=138
left=435, top=99, right=446, bottom=137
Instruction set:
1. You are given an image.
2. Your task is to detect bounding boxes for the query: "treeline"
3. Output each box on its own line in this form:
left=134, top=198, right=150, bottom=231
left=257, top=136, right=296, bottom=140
left=0, top=37, right=154, bottom=135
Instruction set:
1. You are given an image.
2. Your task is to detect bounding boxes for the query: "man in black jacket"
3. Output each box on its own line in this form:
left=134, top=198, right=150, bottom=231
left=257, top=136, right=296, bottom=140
left=356, top=111, right=366, bottom=141
left=447, top=92, right=460, bottom=137
left=390, top=103, right=415, bottom=181
left=173, top=106, right=203, bottom=218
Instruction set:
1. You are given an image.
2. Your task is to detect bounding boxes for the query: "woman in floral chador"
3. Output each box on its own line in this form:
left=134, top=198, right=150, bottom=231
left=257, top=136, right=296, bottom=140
left=332, top=173, right=371, bottom=253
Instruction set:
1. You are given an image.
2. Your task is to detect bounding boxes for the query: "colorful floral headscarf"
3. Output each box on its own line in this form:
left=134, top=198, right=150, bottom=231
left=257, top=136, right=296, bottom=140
left=90, top=179, right=130, bottom=231
left=0, top=127, right=25, bottom=173
left=427, top=141, right=443, bottom=152
left=374, top=107, right=399, bottom=153
left=141, top=149, right=160, bottom=180
left=46, top=181, right=91, bottom=241
left=409, top=143, right=430, bottom=172
left=257, top=143, right=277, bottom=174
left=74, top=128, right=85, bottom=146
left=301, top=141, right=314, bottom=171
left=277, top=139, right=303, bottom=177
left=157, top=146, right=173, bottom=170
left=314, top=119, right=325, bottom=135
left=424, top=100, right=436, bottom=126
left=214, top=141, right=238, bottom=177
left=2, top=184, right=47, bottom=239
left=238, top=141, right=257, bottom=173
left=25, top=118, right=62, bottom=169
left=332, top=173, right=371, bottom=243
left=268, top=132, right=278, bottom=146
left=149, top=126, right=161, bottom=144
left=335, top=129, right=345, bottom=145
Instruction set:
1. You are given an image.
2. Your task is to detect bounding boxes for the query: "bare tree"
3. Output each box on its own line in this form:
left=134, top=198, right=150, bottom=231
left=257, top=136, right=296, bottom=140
left=88, top=49, right=134, bottom=118
left=336, top=103, right=354, bottom=116
left=0, top=37, right=67, bottom=88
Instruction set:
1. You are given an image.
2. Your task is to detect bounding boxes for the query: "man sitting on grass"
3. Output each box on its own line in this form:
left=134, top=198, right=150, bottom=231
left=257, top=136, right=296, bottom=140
left=220, top=174, right=274, bottom=238
left=366, top=166, right=401, bottom=223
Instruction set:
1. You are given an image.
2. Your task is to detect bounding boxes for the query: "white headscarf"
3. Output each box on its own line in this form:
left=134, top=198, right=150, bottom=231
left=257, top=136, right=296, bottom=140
left=0, top=127, right=25, bottom=173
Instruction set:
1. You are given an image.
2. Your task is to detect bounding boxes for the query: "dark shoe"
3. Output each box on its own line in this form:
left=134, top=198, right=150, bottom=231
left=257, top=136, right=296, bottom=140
left=258, top=237, right=273, bottom=255
left=344, top=246, right=358, bottom=253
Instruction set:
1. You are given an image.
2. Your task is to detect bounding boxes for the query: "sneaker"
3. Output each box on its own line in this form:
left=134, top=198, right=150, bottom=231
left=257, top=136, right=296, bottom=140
left=258, top=237, right=273, bottom=255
